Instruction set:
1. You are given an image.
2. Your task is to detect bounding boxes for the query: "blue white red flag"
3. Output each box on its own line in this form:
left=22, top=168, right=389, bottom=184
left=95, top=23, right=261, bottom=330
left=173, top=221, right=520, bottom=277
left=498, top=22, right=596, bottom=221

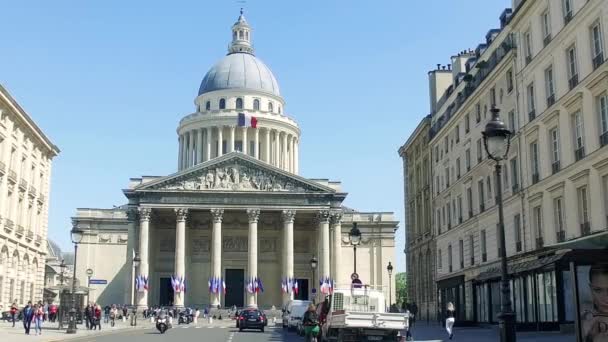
left=237, top=113, right=258, bottom=128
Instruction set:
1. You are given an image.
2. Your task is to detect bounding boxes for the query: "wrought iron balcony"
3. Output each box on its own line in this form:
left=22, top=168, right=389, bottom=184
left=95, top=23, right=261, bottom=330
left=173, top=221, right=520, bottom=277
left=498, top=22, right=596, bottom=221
left=543, top=35, right=552, bottom=47
left=29, top=186, right=37, bottom=197
left=575, top=147, right=585, bottom=162
left=547, top=94, right=555, bottom=107
left=15, top=225, right=25, bottom=237
left=516, top=241, right=522, bottom=252
left=35, top=234, right=42, bottom=246
left=564, top=12, right=572, bottom=25
left=468, top=210, right=473, bottom=219
left=535, top=237, right=544, bottom=249
left=581, top=222, right=591, bottom=236
left=25, top=230, right=34, bottom=241
left=600, top=131, right=608, bottom=147
left=593, top=53, right=605, bottom=70
left=19, top=179, right=27, bottom=191
left=470, top=257, right=475, bottom=266
left=552, top=161, right=561, bottom=174
left=8, top=169, right=17, bottom=183
left=532, top=173, right=540, bottom=184
left=4, top=219, right=14, bottom=232
left=459, top=216, right=463, bottom=224
left=556, top=230, right=566, bottom=243
left=0, top=161, right=5, bottom=175
left=569, top=74, right=579, bottom=90
left=528, top=109, right=536, bottom=122
left=482, top=253, right=487, bottom=262
left=38, top=194, right=46, bottom=203
left=479, top=204, right=485, bottom=213
left=525, top=55, right=532, bottom=65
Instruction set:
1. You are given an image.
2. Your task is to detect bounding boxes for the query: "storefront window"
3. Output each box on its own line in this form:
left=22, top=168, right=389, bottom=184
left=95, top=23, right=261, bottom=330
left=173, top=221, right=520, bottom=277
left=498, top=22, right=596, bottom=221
left=491, top=281, right=501, bottom=322
left=562, top=270, right=574, bottom=322
left=475, top=283, right=489, bottom=322
left=537, top=271, right=558, bottom=322
left=526, top=274, right=536, bottom=323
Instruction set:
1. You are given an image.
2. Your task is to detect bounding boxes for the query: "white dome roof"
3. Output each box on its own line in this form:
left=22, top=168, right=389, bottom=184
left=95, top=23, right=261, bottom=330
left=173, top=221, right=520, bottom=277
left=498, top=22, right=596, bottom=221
left=198, top=52, right=281, bottom=97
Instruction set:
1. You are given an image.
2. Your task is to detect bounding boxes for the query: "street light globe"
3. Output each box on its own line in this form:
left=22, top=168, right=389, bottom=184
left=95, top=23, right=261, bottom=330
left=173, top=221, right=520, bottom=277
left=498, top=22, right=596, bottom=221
left=387, top=261, right=393, bottom=276
left=483, top=106, right=512, bottom=160
left=86, top=268, right=94, bottom=277
left=349, top=223, right=362, bottom=246
left=71, top=227, right=84, bottom=244
left=310, top=255, right=318, bottom=270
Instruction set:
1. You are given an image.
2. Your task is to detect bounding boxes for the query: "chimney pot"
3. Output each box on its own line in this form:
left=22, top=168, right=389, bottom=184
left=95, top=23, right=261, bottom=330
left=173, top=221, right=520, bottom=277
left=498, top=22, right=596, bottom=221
left=437, top=64, right=441, bottom=70
left=448, top=64, right=452, bottom=70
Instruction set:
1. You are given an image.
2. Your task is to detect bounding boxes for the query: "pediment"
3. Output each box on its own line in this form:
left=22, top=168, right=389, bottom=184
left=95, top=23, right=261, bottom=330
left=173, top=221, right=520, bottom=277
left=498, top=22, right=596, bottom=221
left=135, top=152, right=336, bottom=194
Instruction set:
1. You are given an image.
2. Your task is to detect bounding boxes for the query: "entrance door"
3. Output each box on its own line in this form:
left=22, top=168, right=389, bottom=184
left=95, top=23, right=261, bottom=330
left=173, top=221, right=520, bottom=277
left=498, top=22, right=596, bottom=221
left=159, top=277, right=174, bottom=306
left=294, top=279, right=309, bottom=301
left=224, top=269, right=245, bottom=308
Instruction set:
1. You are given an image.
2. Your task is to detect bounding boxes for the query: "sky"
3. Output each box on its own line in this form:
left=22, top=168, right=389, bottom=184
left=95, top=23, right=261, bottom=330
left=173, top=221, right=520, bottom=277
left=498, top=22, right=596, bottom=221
left=1, top=0, right=509, bottom=273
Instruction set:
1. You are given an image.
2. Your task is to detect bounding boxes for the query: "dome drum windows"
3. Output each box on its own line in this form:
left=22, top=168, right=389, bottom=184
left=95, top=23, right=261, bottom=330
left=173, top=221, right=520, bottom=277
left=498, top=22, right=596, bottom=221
left=205, top=101, right=211, bottom=111
left=236, top=98, right=244, bottom=110
left=253, top=99, right=260, bottom=111
left=268, top=102, right=274, bottom=112
left=219, top=98, right=226, bottom=110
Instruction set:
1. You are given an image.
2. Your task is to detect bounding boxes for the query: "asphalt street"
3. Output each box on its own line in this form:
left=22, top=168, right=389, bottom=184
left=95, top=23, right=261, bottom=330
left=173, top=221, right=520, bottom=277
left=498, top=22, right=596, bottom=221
left=67, top=324, right=303, bottom=342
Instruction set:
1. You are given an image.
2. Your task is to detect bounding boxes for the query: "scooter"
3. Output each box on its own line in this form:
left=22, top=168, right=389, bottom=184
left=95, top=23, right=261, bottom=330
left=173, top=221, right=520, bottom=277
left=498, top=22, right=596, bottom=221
left=156, top=312, right=171, bottom=334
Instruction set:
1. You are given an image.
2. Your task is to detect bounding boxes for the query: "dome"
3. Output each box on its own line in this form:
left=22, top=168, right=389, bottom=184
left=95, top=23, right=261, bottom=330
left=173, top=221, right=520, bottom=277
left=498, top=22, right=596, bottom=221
left=198, top=53, right=281, bottom=97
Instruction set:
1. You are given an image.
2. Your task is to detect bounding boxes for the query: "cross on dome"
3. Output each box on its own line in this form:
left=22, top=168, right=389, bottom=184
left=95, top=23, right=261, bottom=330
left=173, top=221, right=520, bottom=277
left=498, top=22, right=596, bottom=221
left=229, top=8, right=253, bottom=55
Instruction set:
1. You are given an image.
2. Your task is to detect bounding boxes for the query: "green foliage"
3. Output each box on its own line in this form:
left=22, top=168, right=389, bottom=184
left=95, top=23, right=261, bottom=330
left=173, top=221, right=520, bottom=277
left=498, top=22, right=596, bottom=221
left=395, top=272, right=407, bottom=306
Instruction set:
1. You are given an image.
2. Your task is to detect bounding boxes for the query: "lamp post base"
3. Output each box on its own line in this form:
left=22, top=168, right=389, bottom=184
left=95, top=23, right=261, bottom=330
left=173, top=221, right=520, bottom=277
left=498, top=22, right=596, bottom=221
left=66, top=309, right=78, bottom=334
left=498, top=311, right=516, bottom=342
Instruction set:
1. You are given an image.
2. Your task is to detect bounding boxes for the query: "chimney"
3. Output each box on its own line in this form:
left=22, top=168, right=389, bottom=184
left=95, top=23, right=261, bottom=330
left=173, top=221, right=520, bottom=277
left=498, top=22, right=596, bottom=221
left=428, top=67, right=453, bottom=113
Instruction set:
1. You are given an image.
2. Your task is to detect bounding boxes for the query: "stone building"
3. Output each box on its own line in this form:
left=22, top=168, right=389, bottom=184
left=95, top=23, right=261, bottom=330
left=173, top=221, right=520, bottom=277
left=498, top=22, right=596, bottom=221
left=72, top=11, right=398, bottom=309
left=0, top=85, right=59, bottom=308
left=400, top=0, right=608, bottom=330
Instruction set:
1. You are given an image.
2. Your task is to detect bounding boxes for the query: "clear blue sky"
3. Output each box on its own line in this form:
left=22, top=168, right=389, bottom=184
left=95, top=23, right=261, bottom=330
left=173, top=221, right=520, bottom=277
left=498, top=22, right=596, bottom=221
left=2, top=0, right=508, bottom=273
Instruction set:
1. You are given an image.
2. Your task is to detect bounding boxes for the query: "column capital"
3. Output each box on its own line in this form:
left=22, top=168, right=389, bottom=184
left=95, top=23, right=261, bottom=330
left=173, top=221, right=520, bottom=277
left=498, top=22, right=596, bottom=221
left=138, top=208, right=152, bottom=222
left=210, top=208, right=224, bottom=223
left=316, top=210, right=331, bottom=224
left=247, top=209, right=260, bottom=223
left=174, top=208, right=189, bottom=222
left=126, top=207, right=139, bottom=222
left=330, top=210, right=343, bottom=225
left=281, top=210, right=296, bottom=223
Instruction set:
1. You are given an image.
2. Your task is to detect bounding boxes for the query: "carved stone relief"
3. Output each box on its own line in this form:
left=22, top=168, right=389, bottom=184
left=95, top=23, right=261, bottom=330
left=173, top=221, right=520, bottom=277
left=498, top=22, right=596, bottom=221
left=260, top=238, right=276, bottom=252
left=191, top=237, right=210, bottom=255
left=223, top=236, right=247, bottom=252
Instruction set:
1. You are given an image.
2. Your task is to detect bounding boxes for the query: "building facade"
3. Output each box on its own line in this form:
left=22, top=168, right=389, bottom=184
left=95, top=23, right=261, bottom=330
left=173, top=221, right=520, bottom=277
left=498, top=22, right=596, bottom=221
left=72, top=11, right=398, bottom=309
left=401, top=0, right=608, bottom=330
left=398, top=116, right=436, bottom=321
left=0, top=85, right=59, bottom=308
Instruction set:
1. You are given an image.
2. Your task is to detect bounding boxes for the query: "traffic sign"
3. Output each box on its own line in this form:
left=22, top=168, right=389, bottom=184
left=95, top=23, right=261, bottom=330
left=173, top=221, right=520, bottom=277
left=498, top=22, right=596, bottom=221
left=88, top=279, right=107, bottom=285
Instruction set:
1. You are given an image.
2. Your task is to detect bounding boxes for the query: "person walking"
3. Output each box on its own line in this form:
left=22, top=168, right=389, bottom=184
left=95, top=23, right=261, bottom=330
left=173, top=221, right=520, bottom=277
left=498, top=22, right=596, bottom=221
left=22, top=301, right=34, bottom=335
left=33, top=304, right=44, bottom=335
left=93, top=304, right=102, bottom=330
left=110, top=305, right=118, bottom=327
left=84, top=303, right=92, bottom=329
left=445, top=302, right=456, bottom=340
left=104, top=305, right=110, bottom=323
left=10, top=302, right=18, bottom=327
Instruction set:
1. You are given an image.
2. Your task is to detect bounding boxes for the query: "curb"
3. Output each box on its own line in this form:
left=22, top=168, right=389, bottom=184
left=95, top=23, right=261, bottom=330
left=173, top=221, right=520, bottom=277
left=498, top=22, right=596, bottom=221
left=45, top=324, right=153, bottom=342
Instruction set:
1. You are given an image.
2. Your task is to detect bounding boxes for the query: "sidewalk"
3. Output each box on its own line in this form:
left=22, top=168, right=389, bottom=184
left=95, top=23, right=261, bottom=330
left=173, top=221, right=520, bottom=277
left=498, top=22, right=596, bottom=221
left=408, top=322, right=575, bottom=342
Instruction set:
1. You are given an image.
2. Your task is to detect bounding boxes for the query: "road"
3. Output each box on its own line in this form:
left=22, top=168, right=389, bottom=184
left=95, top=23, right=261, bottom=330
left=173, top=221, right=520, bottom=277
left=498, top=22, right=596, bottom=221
left=68, top=324, right=303, bottom=342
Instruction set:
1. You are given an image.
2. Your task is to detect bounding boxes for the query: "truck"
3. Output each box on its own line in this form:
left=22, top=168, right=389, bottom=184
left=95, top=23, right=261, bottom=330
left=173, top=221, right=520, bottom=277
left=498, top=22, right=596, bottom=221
left=321, top=285, right=408, bottom=341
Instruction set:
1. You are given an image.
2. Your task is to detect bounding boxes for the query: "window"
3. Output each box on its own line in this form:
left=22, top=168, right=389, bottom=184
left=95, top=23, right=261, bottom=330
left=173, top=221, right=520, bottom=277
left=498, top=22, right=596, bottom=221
left=554, top=197, right=565, bottom=242
left=542, top=10, right=552, bottom=45
left=490, top=87, right=496, bottom=106
left=205, top=101, right=211, bottom=111
left=476, top=103, right=481, bottom=123
left=524, top=30, right=533, bottom=63
left=600, top=94, right=608, bottom=146
left=236, top=98, right=243, bottom=110
left=459, top=239, right=464, bottom=269
left=514, top=214, right=522, bottom=252
left=437, top=209, right=442, bottom=233
left=448, top=245, right=453, bottom=272
left=268, top=102, right=274, bottom=112
left=563, top=0, right=573, bottom=24
left=508, top=110, right=516, bottom=133
left=604, top=175, right=608, bottom=226
left=506, top=69, right=514, bottom=92
left=545, top=66, right=555, bottom=106
left=444, top=137, right=448, bottom=154
left=467, top=187, right=473, bottom=218
left=438, top=249, right=442, bottom=269
left=476, top=139, right=482, bottom=163
left=567, top=45, right=579, bottom=89
left=455, top=125, right=460, bottom=143
left=465, top=149, right=471, bottom=171
left=530, top=142, right=540, bottom=183
left=481, top=229, right=487, bottom=262
left=527, top=83, right=536, bottom=121
left=478, top=179, right=485, bottom=212
left=435, top=146, right=439, bottom=163
left=547, top=128, right=560, bottom=174
left=469, top=235, right=475, bottom=265
left=456, top=158, right=461, bottom=179
left=445, top=167, right=450, bottom=188
left=510, top=158, right=519, bottom=190
left=253, top=99, right=260, bottom=110
left=465, top=114, right=470, bottom=133
left=573, top=111, right=585, bottom=161
left=578, top=186, right=590, bottom=235
left=533, top=206, right=543, bottom=248
left=219, top=98, right=226, bottom=109
left=487, top=175, right=492, bottom=204
left=458, top=196, right=463, bottom=222
left=591, top=21, right=605, bottom=69
left=447, top=203, right=451, bottom=228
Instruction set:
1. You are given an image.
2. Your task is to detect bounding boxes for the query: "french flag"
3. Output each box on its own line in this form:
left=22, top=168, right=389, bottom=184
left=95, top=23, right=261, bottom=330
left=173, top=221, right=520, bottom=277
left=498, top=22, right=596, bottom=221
left=237, top=113, right=258, bottom=128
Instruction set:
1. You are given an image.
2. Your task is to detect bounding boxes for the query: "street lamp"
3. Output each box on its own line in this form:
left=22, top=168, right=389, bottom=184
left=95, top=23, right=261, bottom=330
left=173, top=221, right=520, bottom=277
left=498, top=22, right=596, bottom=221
left=310, top=255, right=317, bottom=303
left=66, top=227, right=84, bottom=334
left=482, top=106, right=516, bottom=342
left=86, top=268, right=93, bottom=305
left=132, top=253, right=141, bottom=307
left=59, top=259, right=66, bottom=286
left=387, top=261, right=393, bottom=308
left=348, top=223, right=362, bottom=274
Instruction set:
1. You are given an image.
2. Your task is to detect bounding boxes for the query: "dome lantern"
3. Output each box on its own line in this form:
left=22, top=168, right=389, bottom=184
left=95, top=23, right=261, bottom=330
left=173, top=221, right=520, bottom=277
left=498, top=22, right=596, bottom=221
left=229, top=8, right=254, bottom=55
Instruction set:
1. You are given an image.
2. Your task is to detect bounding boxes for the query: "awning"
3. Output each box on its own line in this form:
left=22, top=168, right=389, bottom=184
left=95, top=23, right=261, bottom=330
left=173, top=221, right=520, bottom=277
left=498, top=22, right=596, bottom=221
left=476, top=252, right=566, bottom=282
left=547, top=230, right=608, bottom=250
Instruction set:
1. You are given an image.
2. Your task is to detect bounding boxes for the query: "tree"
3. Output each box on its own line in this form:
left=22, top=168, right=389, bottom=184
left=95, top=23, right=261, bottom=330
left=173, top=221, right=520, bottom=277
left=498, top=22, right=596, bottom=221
left=395, top=272, right=407, bottom=306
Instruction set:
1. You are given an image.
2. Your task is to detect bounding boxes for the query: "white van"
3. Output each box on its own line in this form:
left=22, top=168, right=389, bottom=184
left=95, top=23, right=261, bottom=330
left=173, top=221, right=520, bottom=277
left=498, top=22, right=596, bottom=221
left=282, top=300, right=311, bottom=330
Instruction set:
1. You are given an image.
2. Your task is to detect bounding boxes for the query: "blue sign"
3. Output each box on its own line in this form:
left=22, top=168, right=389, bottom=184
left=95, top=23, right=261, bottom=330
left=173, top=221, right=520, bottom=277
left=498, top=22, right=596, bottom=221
left=89, top=279, right=107, bottom=285
left=312, top=288, right=317, bottom=294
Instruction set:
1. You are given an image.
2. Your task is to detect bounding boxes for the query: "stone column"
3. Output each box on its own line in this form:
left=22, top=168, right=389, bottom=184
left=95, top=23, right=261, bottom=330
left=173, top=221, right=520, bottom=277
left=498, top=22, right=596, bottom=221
left=206, top=127, right=212, bottom=161
left=317, top=210, right=331, bottom=282
left=137, top=208, right=151, bottom=308
left=264, top=129, right=271, bottom=163
left=282, top=133, right=288, bottom=170
left=197, top=128, right=204, bottom=164
left=217, top=126, right=223, bottom=157
left=282, top=210, right=296, bottom=306
left=330, top=211, right=343, bottom=284
left=174, top=208, right=188, bottom=307
left=247, top=209, right=260, bottom=307
left=285, top=135, right=291, bottom=172
left=274, top=131, right=280, bottom=167
left=210, top=209, right=224, bottom=306
left=229, top=126, right=235, bottom=153
left=254, top=128, right=260, bottom=159
left=242, top=127, right=248, bottom=155
left=294, top=139, right=299, bottom=175
left=178, top=135, right=183, bottom=170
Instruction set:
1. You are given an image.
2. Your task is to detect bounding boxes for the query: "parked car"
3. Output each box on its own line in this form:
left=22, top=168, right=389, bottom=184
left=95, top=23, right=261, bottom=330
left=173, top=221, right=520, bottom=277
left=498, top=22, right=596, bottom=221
left=238, top=309, right=265, bottom=332
left=282, top=300, right=311, bottom=329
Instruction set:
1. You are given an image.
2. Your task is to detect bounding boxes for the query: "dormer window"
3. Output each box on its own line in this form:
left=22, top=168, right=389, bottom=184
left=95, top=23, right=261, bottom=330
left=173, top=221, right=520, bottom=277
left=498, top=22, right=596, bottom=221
left=219, top=98, right=226, bottom=110
left=236, top=98, right=243, bottom=110
left=253, top=99, right=260, bottom=110
left=268, top=102, right=274, bottom=112
left=205, top=101, right=211, bottom=111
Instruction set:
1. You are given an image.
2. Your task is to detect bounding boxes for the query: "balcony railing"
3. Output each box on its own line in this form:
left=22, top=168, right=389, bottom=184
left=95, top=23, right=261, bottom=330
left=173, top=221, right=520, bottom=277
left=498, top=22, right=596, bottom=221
left=38, top=194, right=46, bottom=203
left=528, top=109, right=536, bottom=122
left=25, top=230, right=34, bottom=241
left=19, top=179, right=27, bottom=191
left=516, top=241, right=522, bottom=252
left=0, top=161, right=5, bottom=174
left=482, top=253, right=487, bottom=262
left=8, top=169, right=17, bottom=183
left=556, top=230, right=566, bottom=243
left=4, top=219, right=14, bottom=232
left=525, top=55, right=532, bottom=65
left=448, top=223, right=452, bottom=230
left=536, top=237, right=544, bottom=249
left=600, top=131, right=608, bottom=147
left=459, top=216, right=463, bottom=224
left=468, top=210, right=473, bottom=219
left=470, top=257, right=475, bottom=266
left=35, top=234, right=42, bottom=246
left=552, top=161, right=561, bottom=174
left=512, top=183, right=520, bottom=193
left=532, top=173, right=540, bottom=184
left=569, top=74, right=579, bottom=90
left=29, top=186, right=37, bottom=197
left=547, top=94, right=555, bottom=107
left=564, top=12, right=572, bottom=25
left=15, top=225, right=25, bottom=237
left=581, top=222, right=591, bottom=236
left=543, top=35, right=552, bottom=47
left=480, top=204, right=485, bottom=213
left=593, top=53, right=605, bottom=70
left=575, top=147, right=585, bottom=161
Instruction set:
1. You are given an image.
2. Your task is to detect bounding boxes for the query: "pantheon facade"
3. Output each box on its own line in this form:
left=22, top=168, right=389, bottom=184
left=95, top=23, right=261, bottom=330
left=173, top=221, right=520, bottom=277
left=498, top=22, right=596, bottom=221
left=73, top=11, right=398, bottom=309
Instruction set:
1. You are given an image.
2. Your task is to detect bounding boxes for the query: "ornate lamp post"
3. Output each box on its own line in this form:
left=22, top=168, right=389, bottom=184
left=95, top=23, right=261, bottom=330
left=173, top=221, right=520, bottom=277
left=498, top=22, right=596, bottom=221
left=132, top=252, right=141, bottom=307
left=85, top=268, right=93, bottom=305
left=387, top=261, right=394, bottom=308
left=66, top=227, right=84, bottom=334
left=310, top=255, right=317, bottom=303
left=482, top=106, right=516, bottom=342
left=348, top=223, right=362, bottom=274
left=59, top=260, right=66, bottom=286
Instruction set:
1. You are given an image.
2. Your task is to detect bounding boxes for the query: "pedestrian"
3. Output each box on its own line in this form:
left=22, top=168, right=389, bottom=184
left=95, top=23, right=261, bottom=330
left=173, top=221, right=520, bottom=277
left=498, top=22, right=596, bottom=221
left=43, top=302, right=49, bottom=322
left=10, top=302, right=18, bottom=327
left=104, top=305, right=110, bottom=323
left=399, top=304, right=412, bottom=341
left=84, top=303, right=92, bottom=329
left=22, top=301, right=34, bottom=335
left=411, top=302, right=418, bottom=327
left=203, top=307, right=208, bottom=319
left=194, top=307, right=200, bottom=324
left=34, top=303, right=44, bottom=335
left=122, top=305, right=128, bottom=322
left=49, top=303, right=57, bottom=322
left=445, top=302, right=456, bottom=340
left=93, top=304, right=102, bottom=330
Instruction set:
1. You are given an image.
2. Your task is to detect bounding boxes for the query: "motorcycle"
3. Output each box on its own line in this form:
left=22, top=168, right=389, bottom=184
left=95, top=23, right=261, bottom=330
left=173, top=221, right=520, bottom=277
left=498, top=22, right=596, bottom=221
left=156, top=312, right=171, bottom=334
left=178, top=311, right=193, bottom=325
